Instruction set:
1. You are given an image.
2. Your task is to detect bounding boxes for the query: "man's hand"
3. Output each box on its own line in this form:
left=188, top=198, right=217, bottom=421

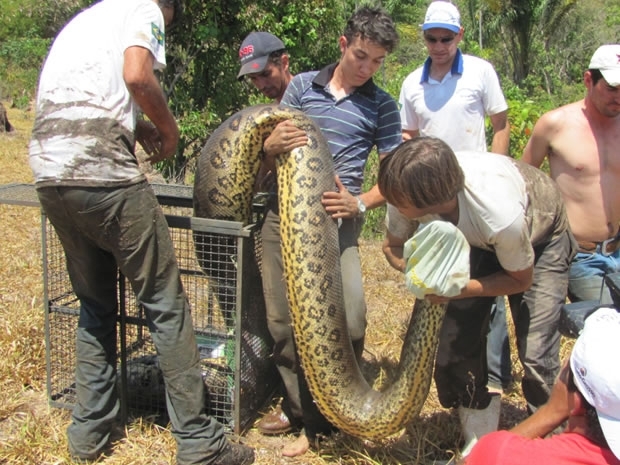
left=322, top=175, right=360, bottom=219
left=263, top=120, right=308, bottom=160
left=136, top=120, right=161, bottom=154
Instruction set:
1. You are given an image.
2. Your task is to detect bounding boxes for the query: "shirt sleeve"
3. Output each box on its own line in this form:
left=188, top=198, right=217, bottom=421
left=281, top=75, right=304, bottom=110
left=375, top=93, right=402, bottom=154
left=481, top=62, right=508, bottom=116
left=465, top=431, right=520, bottom=465
left=493, top=213, right=535, bottom=272
left=122, top=0, right=167, bottom=70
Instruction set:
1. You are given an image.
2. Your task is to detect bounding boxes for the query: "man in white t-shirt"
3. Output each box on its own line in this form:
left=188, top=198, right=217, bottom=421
left=399, top=1, right=510, bottom=153
left=378, top=137, right=576, bottom=462
left=29, top=1, right=254, bottom=464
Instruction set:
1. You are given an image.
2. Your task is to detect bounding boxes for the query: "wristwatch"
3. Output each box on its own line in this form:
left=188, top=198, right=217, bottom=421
left=356, top=196, right=367, bottom=216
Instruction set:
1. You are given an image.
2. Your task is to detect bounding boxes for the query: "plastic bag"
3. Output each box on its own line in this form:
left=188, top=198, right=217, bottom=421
left=403, top=220, right=470, bottom=300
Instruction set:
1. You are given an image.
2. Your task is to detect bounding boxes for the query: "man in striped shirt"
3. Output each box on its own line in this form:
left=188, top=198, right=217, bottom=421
left=258, top=6, right=401, bottom=456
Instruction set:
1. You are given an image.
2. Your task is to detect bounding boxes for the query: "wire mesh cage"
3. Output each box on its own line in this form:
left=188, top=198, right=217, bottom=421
left=0, top=183, right=277, bottom=434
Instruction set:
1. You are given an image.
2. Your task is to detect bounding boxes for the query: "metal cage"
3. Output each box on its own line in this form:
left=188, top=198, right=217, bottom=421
left=0, top=183, right=277, bottom=434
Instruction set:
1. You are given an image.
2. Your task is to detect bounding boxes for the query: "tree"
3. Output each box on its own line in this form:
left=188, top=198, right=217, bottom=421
left=160, top=0, right=346, bottom=182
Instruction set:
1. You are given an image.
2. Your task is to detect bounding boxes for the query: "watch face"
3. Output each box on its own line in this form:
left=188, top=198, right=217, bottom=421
left=357, top=198, right=366, bottom=214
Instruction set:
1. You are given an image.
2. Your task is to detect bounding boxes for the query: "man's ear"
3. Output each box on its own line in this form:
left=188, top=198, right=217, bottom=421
left=569, top=391, right=587, bottom=417
left=281, top=54, right=290, bottom=71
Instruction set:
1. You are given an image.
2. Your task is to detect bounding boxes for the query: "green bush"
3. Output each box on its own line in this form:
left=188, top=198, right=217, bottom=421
left=0, top=37, right=50, bottom=106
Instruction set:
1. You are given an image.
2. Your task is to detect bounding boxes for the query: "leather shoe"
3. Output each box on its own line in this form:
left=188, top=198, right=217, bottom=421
left=256, top=405, right=293, bottom=435
left=213, top=442, right=254, bottom=465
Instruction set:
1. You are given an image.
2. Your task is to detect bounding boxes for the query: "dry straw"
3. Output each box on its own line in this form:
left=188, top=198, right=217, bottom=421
left=0, top=105, right=573, bottom=464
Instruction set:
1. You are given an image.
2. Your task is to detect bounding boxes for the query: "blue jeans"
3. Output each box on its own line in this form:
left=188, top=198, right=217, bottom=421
left=37, top=182, right=227, bottom=464
left=569, top=250, right=620, bottom=304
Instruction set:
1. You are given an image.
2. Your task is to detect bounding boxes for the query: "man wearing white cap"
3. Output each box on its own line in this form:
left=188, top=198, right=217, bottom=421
left=523, top=44, right=620, bottom=304
left=463, top=306, right=620, bottom=464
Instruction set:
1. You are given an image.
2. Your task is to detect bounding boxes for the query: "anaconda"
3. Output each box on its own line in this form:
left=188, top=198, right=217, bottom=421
left=193, top=104, right=446, bottom=440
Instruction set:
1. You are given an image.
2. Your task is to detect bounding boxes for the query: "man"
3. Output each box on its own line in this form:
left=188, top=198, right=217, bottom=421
left=463, top=306, right=620, bottom=465
left=397, top=0, right=513, bottom=396
left=237, top=31, right=292, bottom=103
left=260, top=6, right=401, bottom=456
left=236, top=31, right=308, bottom=437
left=379, top=137, right=576, bottom=461
left=399, top=1, right=510, bottom=152
left=28, top=1, right=253, bottom=463
left=523, top=44, right=620, bottom=304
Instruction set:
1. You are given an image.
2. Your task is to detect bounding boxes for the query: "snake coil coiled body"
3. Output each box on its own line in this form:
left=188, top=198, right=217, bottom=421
left=194, top=104, right=446, bottom=440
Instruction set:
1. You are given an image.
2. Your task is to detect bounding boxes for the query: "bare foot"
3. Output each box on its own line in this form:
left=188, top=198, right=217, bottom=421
left=282, top=432, right=310, bottom=457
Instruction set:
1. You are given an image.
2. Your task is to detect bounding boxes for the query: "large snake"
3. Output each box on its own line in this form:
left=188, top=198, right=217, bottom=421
left=193, top=104, right=446, bottom=440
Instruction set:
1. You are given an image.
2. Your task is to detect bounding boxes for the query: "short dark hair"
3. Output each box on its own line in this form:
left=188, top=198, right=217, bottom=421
left=378, top=137, right=464, bottom=209
left=267, top=49, right=288, bottom=67
left=588, top=68, right=605, bottom=85
left=343, top=6, right=399, bottom=53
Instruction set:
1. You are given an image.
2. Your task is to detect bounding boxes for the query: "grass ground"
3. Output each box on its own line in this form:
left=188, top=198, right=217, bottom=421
left=0, top=104, right=573, bottom=464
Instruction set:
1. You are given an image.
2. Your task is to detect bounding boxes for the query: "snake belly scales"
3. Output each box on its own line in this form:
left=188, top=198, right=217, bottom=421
left=193, top=104, right=446, bottom=440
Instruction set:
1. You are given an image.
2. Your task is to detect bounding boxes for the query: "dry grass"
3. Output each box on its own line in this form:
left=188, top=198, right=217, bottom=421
left=0, top=104, right=573, bottom=464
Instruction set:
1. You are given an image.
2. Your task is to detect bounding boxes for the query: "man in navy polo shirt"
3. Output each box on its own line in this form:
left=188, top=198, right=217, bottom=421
left=259, top=5, right=401, bottom=457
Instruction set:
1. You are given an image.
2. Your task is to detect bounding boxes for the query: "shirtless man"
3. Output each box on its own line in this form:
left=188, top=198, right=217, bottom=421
left=522, top=44, right=620, bottom=303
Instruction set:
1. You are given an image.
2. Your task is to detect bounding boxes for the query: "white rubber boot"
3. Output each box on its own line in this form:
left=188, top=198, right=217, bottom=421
left=458, top=394, right=501, bottom=457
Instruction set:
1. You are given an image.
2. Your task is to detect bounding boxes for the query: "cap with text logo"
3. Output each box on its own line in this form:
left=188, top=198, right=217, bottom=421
left=237, top=32, right=285, bottom=80
left=422, top=1, right=461, bottom=34
left=588, top=44, right=620, bottom=87
left=570, top=306, right=620, bottom=460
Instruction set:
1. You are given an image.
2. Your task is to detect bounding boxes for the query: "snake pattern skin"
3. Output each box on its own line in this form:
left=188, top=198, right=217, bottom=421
left=193, top=104, right=447, bottom=440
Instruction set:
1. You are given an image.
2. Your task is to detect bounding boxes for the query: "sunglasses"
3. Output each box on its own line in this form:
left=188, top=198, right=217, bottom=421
left=424, top=35, right=456, bottom=44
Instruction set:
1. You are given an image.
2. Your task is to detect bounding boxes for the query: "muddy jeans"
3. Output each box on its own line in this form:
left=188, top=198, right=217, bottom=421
left=37, top=182, right=227, bottom=465
left=434, top=228, right=576, bottom=413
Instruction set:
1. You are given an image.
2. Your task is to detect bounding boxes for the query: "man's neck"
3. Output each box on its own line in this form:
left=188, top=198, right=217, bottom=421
left=329, top=64, right=356, bottom=100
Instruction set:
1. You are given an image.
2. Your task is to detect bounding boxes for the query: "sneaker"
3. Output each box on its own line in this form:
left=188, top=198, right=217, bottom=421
left=212, top=442, right=255, bottom=465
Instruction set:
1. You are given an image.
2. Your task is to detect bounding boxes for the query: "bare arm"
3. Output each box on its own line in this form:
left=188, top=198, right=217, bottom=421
left=124, top=46, right=178, bottom=162
left=522, top=114, right=554, bottom=168
left=489, top=110, right=510, bottom=155
left=382, top=230, right=409, bottom=273
left=402, top=129, right=419, bottom=141
left=427, top=266, right=533, bottom=304
left=510, top=360, right=571, bottom=438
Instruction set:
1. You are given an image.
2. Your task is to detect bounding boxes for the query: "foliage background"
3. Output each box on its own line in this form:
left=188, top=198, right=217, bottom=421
left=1, top=0, right=619, bottom=236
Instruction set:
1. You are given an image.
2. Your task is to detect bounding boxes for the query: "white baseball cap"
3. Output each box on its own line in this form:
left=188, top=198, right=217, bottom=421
left=588, top=44, right=620, bottom=86
left=570, top=306, right=620, bottom=459
left=422, top=1, right=461, bottom=34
